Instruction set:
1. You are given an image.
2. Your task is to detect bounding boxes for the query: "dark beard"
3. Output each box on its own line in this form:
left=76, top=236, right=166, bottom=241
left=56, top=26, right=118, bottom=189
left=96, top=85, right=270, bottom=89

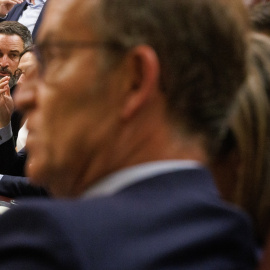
left=8, top=75, right=17, bottom=89
left=0, top=67, right=16, bottom=89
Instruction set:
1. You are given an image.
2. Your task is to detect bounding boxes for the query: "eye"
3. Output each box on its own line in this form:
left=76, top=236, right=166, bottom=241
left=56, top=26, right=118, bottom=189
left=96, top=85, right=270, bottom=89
left=41, top=45, right=68, bottom=66
left=9, top=53, right=20, bottom=60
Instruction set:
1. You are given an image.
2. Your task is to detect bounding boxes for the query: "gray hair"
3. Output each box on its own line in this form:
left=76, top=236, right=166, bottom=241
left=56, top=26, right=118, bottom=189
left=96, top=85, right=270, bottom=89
left=92, top=0, right=249, bottom=157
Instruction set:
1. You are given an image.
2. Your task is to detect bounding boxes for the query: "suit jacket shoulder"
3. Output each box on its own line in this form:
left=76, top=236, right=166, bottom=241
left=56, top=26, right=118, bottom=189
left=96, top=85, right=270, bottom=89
left=0, top=175, right=48, bottom=198
left=0, top=169, right=257, bottom=269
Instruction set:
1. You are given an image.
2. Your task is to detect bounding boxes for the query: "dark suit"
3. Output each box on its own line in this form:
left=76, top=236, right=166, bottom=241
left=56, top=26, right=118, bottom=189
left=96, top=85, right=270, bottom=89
left=0, top=1, right=48, bottom=40
left=0, top=137, right=47, bottom=198
left=0, top=175, right=48, bottom=198
left=0, top=138, right=26, bottom=176
left=0, top=168, right=256, bottom=269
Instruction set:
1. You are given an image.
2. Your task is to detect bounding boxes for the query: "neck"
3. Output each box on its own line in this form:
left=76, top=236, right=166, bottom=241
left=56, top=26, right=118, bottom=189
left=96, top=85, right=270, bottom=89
left=49, top=104, right=209, bottom=198
left=72, top=120, right=208, bottom=198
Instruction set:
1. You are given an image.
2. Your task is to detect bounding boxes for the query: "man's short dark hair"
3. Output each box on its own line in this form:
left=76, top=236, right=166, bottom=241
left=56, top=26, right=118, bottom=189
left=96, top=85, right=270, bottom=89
left=0, top=21, right=32, bottom=48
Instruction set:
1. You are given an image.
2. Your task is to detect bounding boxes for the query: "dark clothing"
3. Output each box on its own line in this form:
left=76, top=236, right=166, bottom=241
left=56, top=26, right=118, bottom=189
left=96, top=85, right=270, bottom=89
left=0, top=138, right=46, bottom=198
left=0, top=175, right=48, bottom=198
left=10, top=85, right=23, bottom=141
left=0, top=168, right=257, bottom=269
left=0, top=138, right=26, bottom=176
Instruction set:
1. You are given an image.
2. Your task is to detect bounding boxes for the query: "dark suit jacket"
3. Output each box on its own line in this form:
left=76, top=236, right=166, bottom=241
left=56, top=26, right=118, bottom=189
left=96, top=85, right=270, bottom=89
left=0, top=138, right=26, bottom=176
left=0, top=1, right=48, bottom=40
left=0, top=138, right=46, bottom=198
left=0, top=175, right=48, bottom=198
left=0, top=168, right=256, bottom=269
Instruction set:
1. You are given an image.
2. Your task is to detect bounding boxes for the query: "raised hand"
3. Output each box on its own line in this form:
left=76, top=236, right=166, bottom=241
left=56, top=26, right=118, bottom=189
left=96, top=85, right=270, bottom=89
left=0, top=0, right=24, bottom=17
left=0, top=76, right=14, bottom=128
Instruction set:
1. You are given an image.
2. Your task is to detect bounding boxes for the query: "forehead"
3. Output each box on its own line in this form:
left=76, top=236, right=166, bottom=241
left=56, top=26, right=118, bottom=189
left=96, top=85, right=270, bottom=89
left=0, top=34, right=24, bottom=51
left=38, top=0, right=99, bottom=41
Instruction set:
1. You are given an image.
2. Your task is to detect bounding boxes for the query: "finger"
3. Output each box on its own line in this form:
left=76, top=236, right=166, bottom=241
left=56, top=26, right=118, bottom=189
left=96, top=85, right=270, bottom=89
left=0, top=88, right=7, bottom=95
left=4, top=84, right=10, bottom=96
left=7, top=0, right=23, bottom=4
left=0, top=76, right=9, bottom=83
left=0, top=89, right=7, bottom=96
left=4, top=0, right=19, bottom=5
left=0, top=85, right=9, bottom=95
left=0, top=80, right=9, bottom=87
left=0, top=81, right=9, bottom=90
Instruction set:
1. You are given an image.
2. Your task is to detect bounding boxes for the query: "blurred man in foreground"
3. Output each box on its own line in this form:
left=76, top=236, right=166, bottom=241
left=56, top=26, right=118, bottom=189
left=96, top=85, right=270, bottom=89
left=0, top=0, right=257, bottom=269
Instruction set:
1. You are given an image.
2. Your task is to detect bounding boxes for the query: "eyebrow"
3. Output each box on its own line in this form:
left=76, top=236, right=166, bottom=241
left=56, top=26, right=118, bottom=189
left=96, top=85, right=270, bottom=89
left=9, top=50, right=20, bottom=53
left=38, top=31, right=58, bottom=43
left=0, top=49, right=21, bottom=54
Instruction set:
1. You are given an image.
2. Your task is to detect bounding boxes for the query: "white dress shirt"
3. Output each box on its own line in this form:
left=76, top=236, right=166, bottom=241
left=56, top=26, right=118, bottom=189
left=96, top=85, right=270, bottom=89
left=16, top=120, right=28, bottom=151
left=18, top=0, right=47, bottom=34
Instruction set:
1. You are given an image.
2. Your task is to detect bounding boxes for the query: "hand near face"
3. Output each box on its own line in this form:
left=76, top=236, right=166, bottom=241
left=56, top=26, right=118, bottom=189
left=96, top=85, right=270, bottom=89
left=0, top=76, right=14, bottom=128
left=0, top=0, right=24, bottom=17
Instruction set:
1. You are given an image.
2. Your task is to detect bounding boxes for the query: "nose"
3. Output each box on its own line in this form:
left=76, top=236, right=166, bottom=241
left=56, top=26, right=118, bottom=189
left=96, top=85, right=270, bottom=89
left=0, top=55, right=10, bottom=69
left=14, top=66, right=38, bottom=114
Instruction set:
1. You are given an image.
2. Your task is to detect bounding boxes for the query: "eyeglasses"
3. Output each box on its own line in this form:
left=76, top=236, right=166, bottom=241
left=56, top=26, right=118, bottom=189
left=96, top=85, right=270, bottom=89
left=34, top=40, right=127, bottom=75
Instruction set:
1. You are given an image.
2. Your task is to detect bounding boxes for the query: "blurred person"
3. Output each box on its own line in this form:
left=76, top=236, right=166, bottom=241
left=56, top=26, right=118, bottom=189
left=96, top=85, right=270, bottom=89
left=249, top=2, right=270, bottom=36
left=0, top=0, right=48, bottom=41
left=0, top=0, right=257, bottom=269
left=243, top=0, right=270, bottom=7
left=211, top=32, right=270, bottom=247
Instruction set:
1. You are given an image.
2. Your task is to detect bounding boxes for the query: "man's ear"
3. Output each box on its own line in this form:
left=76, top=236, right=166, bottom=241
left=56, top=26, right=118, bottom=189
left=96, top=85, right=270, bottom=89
left=121, top=45, right=160, bottom=119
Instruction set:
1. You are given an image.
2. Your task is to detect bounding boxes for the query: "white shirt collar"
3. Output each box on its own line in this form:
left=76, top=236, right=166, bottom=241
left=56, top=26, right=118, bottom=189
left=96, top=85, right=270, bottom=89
left=82, top=160, right=203, bottom=199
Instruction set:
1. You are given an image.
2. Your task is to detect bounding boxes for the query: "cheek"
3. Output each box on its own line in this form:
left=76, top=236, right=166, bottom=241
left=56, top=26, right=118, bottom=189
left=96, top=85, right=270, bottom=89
left=10, top=60, right=19, bottom=73
left=34, top=84, right=92, bottom=161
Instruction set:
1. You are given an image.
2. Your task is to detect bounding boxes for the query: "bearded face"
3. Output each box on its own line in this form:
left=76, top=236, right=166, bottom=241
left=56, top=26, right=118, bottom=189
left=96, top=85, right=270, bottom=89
left=0, top=66, right=17, bottom=88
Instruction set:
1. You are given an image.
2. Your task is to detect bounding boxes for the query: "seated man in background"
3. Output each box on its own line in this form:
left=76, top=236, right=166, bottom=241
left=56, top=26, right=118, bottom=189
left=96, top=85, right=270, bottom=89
left=0, top=0, right=257, bottom=269
left=0, top=45, right=47, bottom=198
left=0, top=21, right=32, bottom=139
left=0, top=46, right=32, bottom=177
